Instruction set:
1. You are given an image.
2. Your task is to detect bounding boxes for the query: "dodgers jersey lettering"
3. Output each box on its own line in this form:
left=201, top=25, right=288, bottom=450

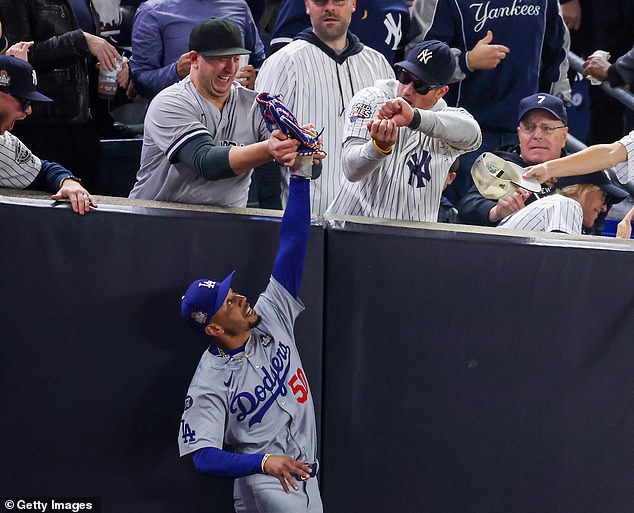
left=256, top=35, right=394, bottom=215
left=129, top=77, right=269, bottom=207
left=179, top=278, right=317, bottom=464
left=0, top=131, right=42, bottom=188
left=615, top=130, right=634, bottom=184
left=497, top=194, right=582, bottom=234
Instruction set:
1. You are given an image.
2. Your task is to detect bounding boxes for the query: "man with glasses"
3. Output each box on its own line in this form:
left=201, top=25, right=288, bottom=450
left=256, top=0, right=394, bottom=215
left=129, top=19, right=313, bottom=207
left=0, top=55, right=95, bottom=215
left=459, top=93, right=572, bottom=226
left=326, top=40, right=481, bottom=221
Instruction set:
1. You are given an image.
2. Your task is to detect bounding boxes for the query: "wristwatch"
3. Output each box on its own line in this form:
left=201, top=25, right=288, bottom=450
left=60, top=174, right=83, bottom=185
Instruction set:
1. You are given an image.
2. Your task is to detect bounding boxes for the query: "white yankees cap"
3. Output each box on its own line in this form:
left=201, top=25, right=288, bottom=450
left=471, top=152, right=542, bottom=200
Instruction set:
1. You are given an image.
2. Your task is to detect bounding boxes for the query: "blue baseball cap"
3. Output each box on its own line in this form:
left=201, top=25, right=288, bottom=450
left=395, top=40, right=455, bottom=86
left=555, top=170, right=628, bottom=204
left=181, top=271, right=235, bottom=331
left=517, top=93, right=567, bottom=125
left=0, top=55, right=52, bottom=102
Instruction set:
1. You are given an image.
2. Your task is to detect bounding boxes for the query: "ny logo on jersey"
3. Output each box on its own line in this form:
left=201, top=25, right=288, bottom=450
left=407, top=151, right=432, bottom=188
left=383, top=13, right=402, bottom=51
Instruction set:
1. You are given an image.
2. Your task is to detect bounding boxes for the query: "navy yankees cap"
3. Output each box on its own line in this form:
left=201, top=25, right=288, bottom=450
left=394, top=40, right=455, bottom=86
left=555, top=170, right=628, bottom=204
left=0, top=55, right=52, bottom=102
left=189, top=19, right=250, bottom=57
left=181, top=271, right=235, bottom=332
left=517, top=93, right=567, bottom=125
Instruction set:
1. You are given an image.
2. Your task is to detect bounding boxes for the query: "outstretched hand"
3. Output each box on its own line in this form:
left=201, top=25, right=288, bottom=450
left=523, top=163, right=553, bottom=184
left=51, top=179, right=97, bottom=216
left=616, top=205, right=634, bottom=239
left=262, top=455, right=314, bottom=494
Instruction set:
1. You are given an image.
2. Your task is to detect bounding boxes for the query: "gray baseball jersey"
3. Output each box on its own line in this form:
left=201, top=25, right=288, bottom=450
left=179, top=278, right=320, bottom=512
left=326, top=79, right=481, bottom=221
left=255, top=38, right=394, bottom=215
left=0, top=131, right=41, bottom=188
left=615, top=130, right=634, bottom=184
left=497, top=194, right=582, bottom=234
left=129, top=77, right=269, bottom=207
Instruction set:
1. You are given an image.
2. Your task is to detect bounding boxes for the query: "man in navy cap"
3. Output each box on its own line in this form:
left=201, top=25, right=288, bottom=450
left=0, top=55, right=95, bottom=215
left=326, top=39, right=481, bottom=222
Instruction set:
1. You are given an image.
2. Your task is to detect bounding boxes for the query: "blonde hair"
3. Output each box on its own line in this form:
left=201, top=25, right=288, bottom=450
left=555, top=183, right=602, bottom=204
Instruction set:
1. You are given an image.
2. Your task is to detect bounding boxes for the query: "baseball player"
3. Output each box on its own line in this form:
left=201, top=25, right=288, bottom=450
left=497, top=170, right=627, bottom=234
left=326, top=40, right=481, bottom=221
left=179, top=171, right=322, bottom=512
left=129, top=19, right=299, bottom=207
left=0, top=55, right=95, bottom=215
left=255, top=0, right=395, bottom=215
left=524, top=130, right=634, bottom=187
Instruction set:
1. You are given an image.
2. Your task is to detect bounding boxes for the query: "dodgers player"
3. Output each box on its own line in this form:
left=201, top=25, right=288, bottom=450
left=326, top=40, right=481, bottom=221
left=255, top=0, right=394, bottom=215
left=0, top=55, right=95, bottom=214
left=179, top=174, right=322, bottom=512
left=129, top=19, right=297, bottom=207
left=497, top=171, right=627, bottom=234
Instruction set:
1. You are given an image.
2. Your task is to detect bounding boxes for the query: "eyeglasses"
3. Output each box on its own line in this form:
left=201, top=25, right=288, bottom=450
left=518, top=123, right=566, bottom=135
left=311, top=0, right=347, bottom=5
left=396, top=68, right=439, bottom=95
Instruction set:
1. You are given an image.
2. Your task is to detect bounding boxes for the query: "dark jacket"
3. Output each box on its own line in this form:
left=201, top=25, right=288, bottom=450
left=0, top=0, right=96, bottom=124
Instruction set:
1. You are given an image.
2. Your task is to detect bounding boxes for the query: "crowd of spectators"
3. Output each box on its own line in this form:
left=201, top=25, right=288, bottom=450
left=0, top=0, right=632, bottom=237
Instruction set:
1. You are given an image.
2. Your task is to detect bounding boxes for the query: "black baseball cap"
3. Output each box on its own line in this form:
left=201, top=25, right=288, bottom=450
left=394, top=40, right=455, bottom=86
left=517, top=93, right=567, bottom=125
left=0, top=55, right=52, bottom=102
left=189, top=19, right=251, bottom=57
left=555, top=170, right=628, bottom=204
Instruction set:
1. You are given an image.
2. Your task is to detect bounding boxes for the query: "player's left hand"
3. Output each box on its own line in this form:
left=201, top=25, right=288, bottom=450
left=523, top=163, right=553, bottom=184
left=269, top=129, right=300, bottom=168
left=236, top=64, right=256, bottom=90
left=262, top=455, right=314, bottom=494
left=616, top=205, right=634, bottom=239
left=52, top=179, right=97, bottom=216
left=367, top=118, right=397, bottom=152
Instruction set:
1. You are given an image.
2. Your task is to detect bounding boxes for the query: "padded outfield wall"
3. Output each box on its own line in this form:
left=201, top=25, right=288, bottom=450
left=1, top=191, right=633, bottom=513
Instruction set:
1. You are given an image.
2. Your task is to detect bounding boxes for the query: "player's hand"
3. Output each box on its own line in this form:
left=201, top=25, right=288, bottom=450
left=262, top=455, right=313, bottom=494
left=523, top=163, right=553, bottom=184
left=236, top=64, right=256, bottom=90
left=376, top=97, right=413, bottom=127
left=176, top=52, right=192, bottom=79
left=52, top=179, right=97, bottom=216
left=616, top=205, right=634, bottom=239
left=300, top=123, right=327, bottom=164
left=269, top=129, right=300, bottom=168
left=583, top=56, right=610, bottom=82
left=466, top=30, right=509, bottom=70
left=367, top=118, right=397, bottom=152
left=560, top=0, right=582, bottom=31
left=488, top=189, right=531, bottom=222
left=6, top=40, right=33, bottom=61
left=83, top=32, right=121, bottom=71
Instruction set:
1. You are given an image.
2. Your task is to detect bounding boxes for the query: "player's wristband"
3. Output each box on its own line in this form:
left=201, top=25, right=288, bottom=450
left=261, top=454, right=272, bottom=474
left=60, top=174, right=83, bottom=186
left=372, top=139, right=392, bottom=155
left=408, top=109, right=422, bottom=130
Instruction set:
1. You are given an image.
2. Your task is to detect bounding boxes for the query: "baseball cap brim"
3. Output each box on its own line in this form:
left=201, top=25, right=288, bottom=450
left=20, top=90, right=53, bottom=102
left=197, top=48, right=251, bottom=57
left=212, top=271, right=235, bottom=315
left=395, top=61, right=436, bottom=85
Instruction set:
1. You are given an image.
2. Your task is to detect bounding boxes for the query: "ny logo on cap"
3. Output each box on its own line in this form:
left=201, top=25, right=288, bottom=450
left=199, top=280, right=217, bottom=289
left=417, top=49, right=433, bottom=64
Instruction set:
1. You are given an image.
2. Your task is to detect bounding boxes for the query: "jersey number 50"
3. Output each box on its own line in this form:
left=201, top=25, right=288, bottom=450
left=289, top=368, right=309, bottom=404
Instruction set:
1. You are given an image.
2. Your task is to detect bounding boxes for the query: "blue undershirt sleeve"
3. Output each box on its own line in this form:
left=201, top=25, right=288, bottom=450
left=192, top=447, right=263, bottom=478
left=41, top=160, right=73, bottom=191
left=171, top=133, right=235, bottom=181
left=271, top=176, right=310, bottom=298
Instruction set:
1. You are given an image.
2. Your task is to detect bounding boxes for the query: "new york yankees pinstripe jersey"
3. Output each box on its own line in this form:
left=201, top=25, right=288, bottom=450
left=0, top=131, right=41, bottom=188
left=326, top=79, right=481, bottom=221
left=129, top=77, right=269, bottom=207
left=497, top=194, right=582, bottom=234
left=255, top=31, right=394, bottom=215
left=615, top=130, right=634, bottom=184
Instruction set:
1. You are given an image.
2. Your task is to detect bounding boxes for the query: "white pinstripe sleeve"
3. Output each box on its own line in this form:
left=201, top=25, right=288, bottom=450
left=497, top=195, right=582, bottom=234
left=615, top=130, right=634, bottom=184
left=0, top=132, right=42, bottom=189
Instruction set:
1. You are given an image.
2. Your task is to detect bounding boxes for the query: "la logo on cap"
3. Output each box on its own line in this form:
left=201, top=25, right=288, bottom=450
left=0, top=69, right=10, bottom=87
left=199, top=280, right=217, bottom=289
left=417, top=48, right=433, bottom=64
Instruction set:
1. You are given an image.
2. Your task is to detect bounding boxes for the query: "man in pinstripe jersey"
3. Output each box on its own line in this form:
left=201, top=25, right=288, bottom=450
left=256, top=0, right=394, bottom=215
left=326, top=40, right=481, bottom=222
